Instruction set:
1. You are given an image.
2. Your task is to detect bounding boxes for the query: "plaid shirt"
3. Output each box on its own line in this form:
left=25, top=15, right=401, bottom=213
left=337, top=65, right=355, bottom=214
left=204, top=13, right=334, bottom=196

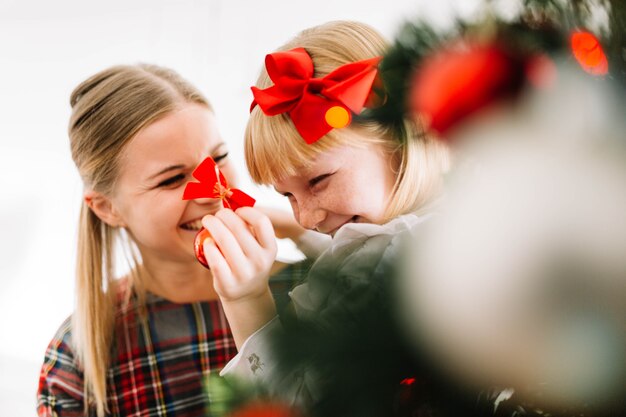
left=37, top=261, right=310, bottom=417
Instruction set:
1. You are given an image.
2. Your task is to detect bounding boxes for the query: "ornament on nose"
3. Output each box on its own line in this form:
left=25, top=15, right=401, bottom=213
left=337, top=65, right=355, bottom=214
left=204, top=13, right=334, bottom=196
left=182, top=156, right=256, bottom=268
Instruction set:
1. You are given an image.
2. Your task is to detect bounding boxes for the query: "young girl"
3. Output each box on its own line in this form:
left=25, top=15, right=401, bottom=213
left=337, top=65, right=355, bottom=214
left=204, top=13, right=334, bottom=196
left=37, top=64, right=307, bottom=417
left=198, top=20, right=450, bottom=407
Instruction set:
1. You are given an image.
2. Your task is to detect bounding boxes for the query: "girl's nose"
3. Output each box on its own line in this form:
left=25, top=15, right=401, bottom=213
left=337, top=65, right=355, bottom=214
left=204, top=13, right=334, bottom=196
left=296, top=203, right=327, bottom=231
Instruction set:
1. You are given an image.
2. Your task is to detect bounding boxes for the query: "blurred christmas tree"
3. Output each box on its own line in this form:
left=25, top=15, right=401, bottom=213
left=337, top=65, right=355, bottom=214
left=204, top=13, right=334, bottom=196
left=365, top=0, right=625, bottom=138
left=208, top=1, right=625, bottom=417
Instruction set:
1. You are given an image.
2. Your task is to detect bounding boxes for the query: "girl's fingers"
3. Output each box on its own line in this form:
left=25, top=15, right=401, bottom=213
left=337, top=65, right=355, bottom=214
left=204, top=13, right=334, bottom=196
left=202, top=214, right=249, bottom=276
left=200, top=209, right=276, bottom=302
left=235, top=207, right=278, bottom=253
left=202, top=238, right=229, bottom=278
left=202, top=239, right=237, bottom=295
left=214, top=209, right=265, bottom=258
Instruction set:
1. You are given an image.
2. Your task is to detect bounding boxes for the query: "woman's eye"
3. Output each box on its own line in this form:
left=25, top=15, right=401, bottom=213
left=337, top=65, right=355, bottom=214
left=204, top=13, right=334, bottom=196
left=214, top=152, right=229, bottom=163
left=157, top=174, right=185, bottom=187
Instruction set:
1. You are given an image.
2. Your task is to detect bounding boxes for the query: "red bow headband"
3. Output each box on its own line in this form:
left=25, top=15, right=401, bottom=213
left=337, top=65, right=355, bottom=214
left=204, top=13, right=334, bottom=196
left=182, top=157, right=255, bottom=210
left=250, top=47, right=381, bottom=144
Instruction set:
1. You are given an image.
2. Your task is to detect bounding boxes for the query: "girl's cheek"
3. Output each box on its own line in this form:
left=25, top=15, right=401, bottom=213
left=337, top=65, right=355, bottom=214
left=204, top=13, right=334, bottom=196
left=325, top=182, right=347, bottom=207
left=289, top=198, right=300, bottom=221
left=319, top=194, right=343, bottom=214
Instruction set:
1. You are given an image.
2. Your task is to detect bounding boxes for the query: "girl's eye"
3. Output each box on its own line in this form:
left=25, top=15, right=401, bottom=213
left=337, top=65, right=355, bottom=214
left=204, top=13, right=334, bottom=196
left=309, top=173, right=332, bottom=189
left=214, top=152, right=229, bottom=163
left=157, top=174, right=185, bottom=187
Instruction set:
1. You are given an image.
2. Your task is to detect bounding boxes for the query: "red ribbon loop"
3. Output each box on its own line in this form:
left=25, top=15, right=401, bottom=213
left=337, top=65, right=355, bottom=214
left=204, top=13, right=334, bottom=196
left=251, top=47, right=381, bottom=144
left=182, top=157, right=255, bottom=210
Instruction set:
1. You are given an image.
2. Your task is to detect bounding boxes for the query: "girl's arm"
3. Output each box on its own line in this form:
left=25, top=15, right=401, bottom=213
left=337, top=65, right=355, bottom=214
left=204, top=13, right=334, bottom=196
left=257, top=206, right=331, bottom=259
left=256, top=206, right=305, bottom=241
left=201, top=207, right=278, bottom=349
left=219, top=228, right=397, bottom=406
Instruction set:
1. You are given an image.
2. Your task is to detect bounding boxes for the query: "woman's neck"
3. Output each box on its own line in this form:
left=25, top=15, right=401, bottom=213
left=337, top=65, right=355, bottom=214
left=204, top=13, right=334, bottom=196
left=138, top=260, right=219, bottom=304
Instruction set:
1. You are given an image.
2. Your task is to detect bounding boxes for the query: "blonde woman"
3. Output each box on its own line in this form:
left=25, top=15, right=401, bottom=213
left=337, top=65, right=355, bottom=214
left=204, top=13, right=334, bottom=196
left=195, top=21, right=450, bottom=406
left=37, top=64, right=308, bottom=417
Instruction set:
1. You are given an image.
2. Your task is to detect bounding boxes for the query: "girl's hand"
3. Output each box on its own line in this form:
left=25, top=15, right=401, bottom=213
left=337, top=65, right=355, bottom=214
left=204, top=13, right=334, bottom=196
left=201, top=207, right=277, bottom=302
left=255, top=206, right=306, bottom=241
left=201, top=207, right=278, bottom=349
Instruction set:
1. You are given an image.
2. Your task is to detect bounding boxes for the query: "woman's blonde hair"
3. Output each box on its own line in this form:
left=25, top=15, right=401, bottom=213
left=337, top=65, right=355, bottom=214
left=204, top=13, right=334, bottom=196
left=245, top=21, right=449, bottom=221
left=68, top=64, right=209, bottom=416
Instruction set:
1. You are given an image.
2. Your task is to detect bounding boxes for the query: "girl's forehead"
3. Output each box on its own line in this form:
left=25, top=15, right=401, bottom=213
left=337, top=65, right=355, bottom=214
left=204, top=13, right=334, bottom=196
left=288, top=148, right=339, bottom=174
left=276, top=146, right=355, bottom=183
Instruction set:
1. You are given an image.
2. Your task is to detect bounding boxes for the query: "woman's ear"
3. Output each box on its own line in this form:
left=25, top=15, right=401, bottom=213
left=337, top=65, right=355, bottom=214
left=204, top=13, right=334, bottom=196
left=84, top=190, right=126, bottom=228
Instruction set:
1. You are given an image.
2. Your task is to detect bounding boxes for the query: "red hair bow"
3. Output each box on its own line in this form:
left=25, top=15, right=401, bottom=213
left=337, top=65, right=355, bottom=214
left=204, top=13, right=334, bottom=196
left=251, top=47, right=381, bottom=144
left=182, top=157, right=255, bottom=209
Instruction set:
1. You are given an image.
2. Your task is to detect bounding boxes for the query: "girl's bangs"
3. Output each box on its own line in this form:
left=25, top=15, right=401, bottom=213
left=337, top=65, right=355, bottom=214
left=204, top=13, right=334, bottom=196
left=245, top=109, right=343, bottom=185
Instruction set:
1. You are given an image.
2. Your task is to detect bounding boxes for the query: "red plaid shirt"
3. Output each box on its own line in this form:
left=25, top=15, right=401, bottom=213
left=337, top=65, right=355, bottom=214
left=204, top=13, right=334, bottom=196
left=37, top=261, right=309, bottom=417
left=37, top=291, right=236, bottom=417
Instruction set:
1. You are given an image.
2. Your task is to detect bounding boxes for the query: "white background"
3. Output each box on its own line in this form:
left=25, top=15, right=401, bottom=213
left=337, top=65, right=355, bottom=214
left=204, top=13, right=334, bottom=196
left=0, top=0, right=490, bottom=415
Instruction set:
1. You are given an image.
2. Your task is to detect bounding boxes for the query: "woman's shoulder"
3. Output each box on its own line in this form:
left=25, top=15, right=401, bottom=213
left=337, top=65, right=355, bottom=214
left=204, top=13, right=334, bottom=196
left=44, top=315, right=76, bottom=357
left=38, top=315, right=87, bottom=413
left=39, top=315, right=83, bottom=388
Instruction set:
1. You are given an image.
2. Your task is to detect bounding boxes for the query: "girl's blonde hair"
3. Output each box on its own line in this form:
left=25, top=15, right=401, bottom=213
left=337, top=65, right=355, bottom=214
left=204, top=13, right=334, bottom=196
left=245, top=21, right=449, bottom=221
left=68, top=64, right=209, bottom=417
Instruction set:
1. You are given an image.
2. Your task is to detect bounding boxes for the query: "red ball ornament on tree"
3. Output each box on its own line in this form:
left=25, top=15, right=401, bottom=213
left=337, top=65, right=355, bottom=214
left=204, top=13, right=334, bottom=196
left=229, top=401, right=300, bottom=417
left=409, top=43, right=527, bottom=137
left=570, top=31, right=608, bottom=76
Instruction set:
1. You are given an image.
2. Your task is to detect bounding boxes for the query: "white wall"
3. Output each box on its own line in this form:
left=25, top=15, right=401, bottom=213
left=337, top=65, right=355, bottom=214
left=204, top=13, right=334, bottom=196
left=0, top=0, right=482, bottom=414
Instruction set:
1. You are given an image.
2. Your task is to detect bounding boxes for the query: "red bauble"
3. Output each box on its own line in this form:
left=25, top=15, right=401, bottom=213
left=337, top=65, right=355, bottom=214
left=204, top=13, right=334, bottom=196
left=230, top=402, right=299, bottom=417
left=194, top=228, right=212, bottom=269
left=571, top=31, right=608, bottom=75
left=409, top=43, right=526, bottom=136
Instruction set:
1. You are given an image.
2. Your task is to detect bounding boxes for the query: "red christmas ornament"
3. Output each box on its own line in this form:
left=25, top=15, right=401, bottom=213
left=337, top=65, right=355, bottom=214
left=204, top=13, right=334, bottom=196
left=400, top=377, right=416, bottom=386
left=524, top=54, right=558, bottom=89
left=193, top=228, right=213, bottom=269
left=409, top=43, right=526, bottom=136
left=183, top=157, right=255, bottom=268
left=570, top=31, right=608, bottom=75
left=229, top=401, right=300, bottom=417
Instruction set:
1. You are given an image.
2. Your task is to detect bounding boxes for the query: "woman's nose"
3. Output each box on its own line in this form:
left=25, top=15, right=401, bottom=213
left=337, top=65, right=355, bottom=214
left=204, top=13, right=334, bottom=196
left=193, top=197, right=217, bottom=205
left=192, top=197, right=224, bottom=213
